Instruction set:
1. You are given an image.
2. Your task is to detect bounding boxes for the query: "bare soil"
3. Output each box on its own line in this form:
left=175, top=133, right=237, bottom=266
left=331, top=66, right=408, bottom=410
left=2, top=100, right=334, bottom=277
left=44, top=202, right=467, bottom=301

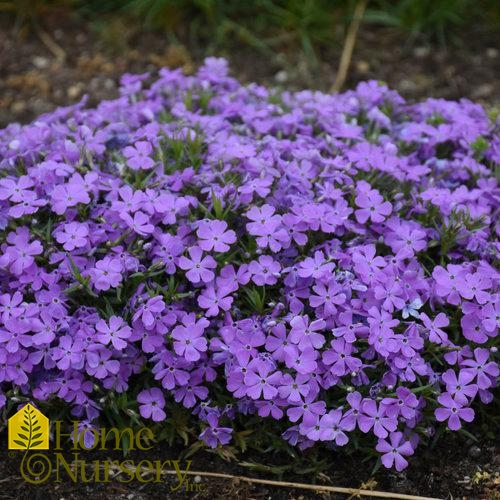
left=1, top=11, right=499, bottom=128
left=0, top=427, right=498, bottom=499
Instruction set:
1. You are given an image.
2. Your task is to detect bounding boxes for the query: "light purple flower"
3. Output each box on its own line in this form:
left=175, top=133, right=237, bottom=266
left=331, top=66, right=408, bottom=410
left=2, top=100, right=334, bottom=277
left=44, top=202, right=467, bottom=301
left=376, top=432, right=414, bottom=471
left=137, top=387, right=167, bottom=421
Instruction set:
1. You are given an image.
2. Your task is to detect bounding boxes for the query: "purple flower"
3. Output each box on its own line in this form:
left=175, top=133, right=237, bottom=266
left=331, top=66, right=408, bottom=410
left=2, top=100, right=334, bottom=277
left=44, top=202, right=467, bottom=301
left=278, top=373, right=310, bottom=402
left=196, top=219, right=236, bottom=252
left=50, top=183, right=90, bottom=215
left=137, top=387, right=166, bottom=421
left=0, top=229, right=43, bottom=275
left=289, top=315, right=326, bottom=351
left=0, top=318, right=33, bottom=352
left=318, top=409, right=354, bottom=445
left=95, top=315, right=132, bottom=350
left=432, top=264, right=466, bottom=305
left=244, top=360, right=282, bottom=400
left=0, top=292, right=23, bottom=323
left=376, top=432, right=414, bottom=471
left=322, top=339, right=362, bottom=376
left=86, top=348, right=120, bottom=379
left=172, top=313, right=209, bottom=361
left=55, top=222, right=89, bottom=251
left=461, top=348, right=499, bottom=390
left=90, top=257, right=123, bottom=291
left=309, top=279, right=346, bottom=317
left=434, top=393, right=474, bottom=430
left=284, top=346, right=318, bottom=374
left=249, top=255, right=281, bottom=286
left=355, top=183, right=392, bottom=223
left=123, top=141, right=155, bottom=170
left=120, top=211, right=154, bottom=236
left=420, top=312, right=449, bottom=344
left=457, top=273, right=491, bottom=304
left=382, top=387, right=419, bottom=420
left=199, top=413, right=233, bottom=448
left=133, top=296, right=165, bottom=328
left=197, top=284, right=233, bottom=317
left=246, top=204, right=288, bottom=252
left=287, top=394, right=326, bottom=423
left=441, top=369, right=478, bottom=405
left=358, top=399, right=398, bottom=438
left=297, top=251, right=335, bottom=279
left=178, top=246, right=217, bottom=283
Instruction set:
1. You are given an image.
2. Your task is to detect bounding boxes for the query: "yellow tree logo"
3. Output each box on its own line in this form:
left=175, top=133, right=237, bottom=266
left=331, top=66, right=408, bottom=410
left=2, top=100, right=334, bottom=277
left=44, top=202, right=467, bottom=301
left=8, top=404, right=49, bottom=450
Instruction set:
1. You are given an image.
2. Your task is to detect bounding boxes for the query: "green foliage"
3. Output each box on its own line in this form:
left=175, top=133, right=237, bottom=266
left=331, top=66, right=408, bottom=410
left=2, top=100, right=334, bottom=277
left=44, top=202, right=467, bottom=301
left=366, top=0, right=472, bottom=42
left=435, top=209, right=487, bottom=262
left=4, top=0, right=500, bottom=62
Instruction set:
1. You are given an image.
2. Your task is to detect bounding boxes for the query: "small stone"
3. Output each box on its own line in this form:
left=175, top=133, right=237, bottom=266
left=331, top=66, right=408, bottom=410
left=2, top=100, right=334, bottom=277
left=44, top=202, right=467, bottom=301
left=32, top=56, right=50, bottom=69
left=399, top=79, right=417, bottom=92
left=11, top=101, right=26, bottom=114
left=469, top=445, right=481, bottom=458
left=414, top=46, right=430, bottom=58
left=274, top=70, right=288, bottom=83
left=356, top=60, right=370, bottom=74
left=104, top=78, right=115, bottom=90
left=194, top=475, right=202, bottom=483
left=472, top=84, right=493, bottom=99
left=67, top=84, right=82, bottom=99
left=486, top=47, right=498, bottom=59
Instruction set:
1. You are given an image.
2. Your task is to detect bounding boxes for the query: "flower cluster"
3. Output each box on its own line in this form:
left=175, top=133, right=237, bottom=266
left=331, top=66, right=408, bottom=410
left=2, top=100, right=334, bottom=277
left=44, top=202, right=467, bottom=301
left=0, top=58, right=498, bottom=470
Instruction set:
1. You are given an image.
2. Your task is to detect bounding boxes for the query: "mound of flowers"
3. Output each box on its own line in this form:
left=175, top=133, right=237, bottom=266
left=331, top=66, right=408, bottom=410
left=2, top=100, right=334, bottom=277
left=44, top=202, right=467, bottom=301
left=0, top=58, right=498, bottom=470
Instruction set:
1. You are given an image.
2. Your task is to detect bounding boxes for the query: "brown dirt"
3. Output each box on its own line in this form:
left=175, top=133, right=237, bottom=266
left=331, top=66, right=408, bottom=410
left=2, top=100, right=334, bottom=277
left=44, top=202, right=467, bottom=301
left=0, top=428, right=498, bottom=499
left=1, top=11, right=500, bottom=129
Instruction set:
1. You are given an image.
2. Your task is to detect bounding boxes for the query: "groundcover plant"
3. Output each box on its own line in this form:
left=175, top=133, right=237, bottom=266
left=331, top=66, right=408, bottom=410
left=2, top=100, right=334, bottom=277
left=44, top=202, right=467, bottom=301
left=0, top=58, right=498, bottom=471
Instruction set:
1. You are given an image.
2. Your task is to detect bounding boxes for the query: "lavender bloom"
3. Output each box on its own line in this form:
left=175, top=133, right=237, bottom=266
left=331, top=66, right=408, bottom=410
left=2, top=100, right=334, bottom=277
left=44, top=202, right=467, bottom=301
left=0, top=58, right=497, bottom=472
left=358, top=399, right=398, bottom=438
left=95, top=315, right=132, bottom=350
left=196, top=219, right=236, bottom=253
left=178, top=246, right=217, bottom=283
left=376, top=432, right=414, bottom=471
left=137, top=387, right=167, bottom=421
left=172, top=314, right=209, bottom=362
left=434, top=393, right=475, bottom=430
left=123, top=141, right=155, bottom=170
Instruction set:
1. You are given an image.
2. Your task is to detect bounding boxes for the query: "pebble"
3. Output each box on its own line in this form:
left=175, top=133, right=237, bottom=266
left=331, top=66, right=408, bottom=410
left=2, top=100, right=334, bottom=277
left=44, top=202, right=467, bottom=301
left=32, top=56, right=50, bottom=69
left=399, top=79, right=417, bottom=92
left=356, top=60, right=370, bottom=74
left=67, top=84, right=83, bottom=99
left=194, top=475, right=202, bottom=483
left=472, top=83, right=494, bottom=98
left=486, top=47, right=498, bottom=59
left=414, top=46, right=430, bottom=58
left=104, top=78, right=115, bottom=90
left=274, top=70, right=288, bottom=83
left=469, top=445, right=481, bottom=458
left=11, top=101, right=26, bottom=114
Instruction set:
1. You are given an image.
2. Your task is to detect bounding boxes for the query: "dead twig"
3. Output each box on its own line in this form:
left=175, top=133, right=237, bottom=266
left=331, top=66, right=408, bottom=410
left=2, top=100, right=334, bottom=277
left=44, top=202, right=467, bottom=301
left=331, top=0, right=368, bottom=93
left=33, top=24, right=66, bottom=62
left=99, top=460, right=442, bottom=500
